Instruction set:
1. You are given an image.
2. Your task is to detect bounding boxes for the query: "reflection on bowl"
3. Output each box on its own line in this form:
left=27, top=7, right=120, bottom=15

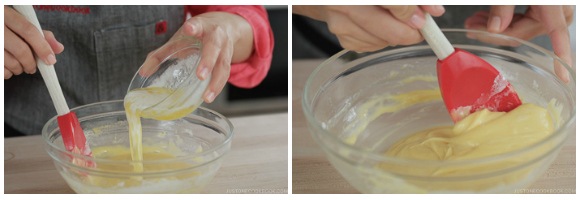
left=302, top=29, right=575, bottom=193
left=42, top=100, right=233, bottom=193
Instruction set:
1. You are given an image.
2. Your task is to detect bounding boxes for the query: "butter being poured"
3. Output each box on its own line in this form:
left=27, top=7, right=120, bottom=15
left=123, top=87, right=199, bottom=172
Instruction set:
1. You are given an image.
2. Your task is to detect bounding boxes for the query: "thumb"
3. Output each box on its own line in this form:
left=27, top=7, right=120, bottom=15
left=488, top=5, right=515, bottom=33
left=182, top=17, right=205, bottom=38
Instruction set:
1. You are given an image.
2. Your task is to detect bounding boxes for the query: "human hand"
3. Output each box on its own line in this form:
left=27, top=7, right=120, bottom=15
left=293, top=5, right=445, bottom=52
left=464, top=5, right=574, bottom=82
left=140, top=12, right=254, bottom=103
left=4, top=6, right=64, bottom=79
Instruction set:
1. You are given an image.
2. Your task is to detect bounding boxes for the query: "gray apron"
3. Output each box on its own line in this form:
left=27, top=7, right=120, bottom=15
left=5, top=5, right=184, bottom=135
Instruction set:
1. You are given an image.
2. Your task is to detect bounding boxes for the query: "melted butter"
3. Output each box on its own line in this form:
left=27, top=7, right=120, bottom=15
left=120, top=87, right=199, bottom=173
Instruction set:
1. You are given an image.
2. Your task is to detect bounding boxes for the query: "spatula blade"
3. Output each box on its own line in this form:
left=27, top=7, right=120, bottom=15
left=437, top=48, right=522, bottom=122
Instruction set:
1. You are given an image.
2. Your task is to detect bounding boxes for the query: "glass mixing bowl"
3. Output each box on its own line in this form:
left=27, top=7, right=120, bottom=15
left=302, top=29, right=575, bottom=193
left=42, top=100, right=233, bottom=193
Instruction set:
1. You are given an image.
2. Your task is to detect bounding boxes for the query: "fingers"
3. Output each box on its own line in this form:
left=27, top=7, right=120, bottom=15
left=140, top=13, right=232, bottom=105
left=488, top=5, right=515, bottom=33
left=494, top=16, right=544, bottom=42
left=337, top=35, right=387, bottom=52
left=348, top=6, right=423, bottom=46
left=380, top=5, right=445, bottom=29
left=182, top=18, right=225, bottom=82
left=181, top=18, right=203, bottom=38
left=4, top=6, right=64, bottom=79
left=43, top=30, right=64, bottom=54
left=537, top=6, right=572, bottom=82
left=381, top=5, right=423, bottom=28
left=464, top=10, right=540, bottom=47
left=181, top=15, right=234, bottom=103
left=5, top=68, right=13, bottom=79
left=183, top=18, right=218, bottom=80
left=203, top=44, right=232, bottom=103
left=4, top=26, right=36, bottom=74
left=5, top=6, right=56, bottom=65
left=325, top=10, right=390, bottom=51
left=182, top=16, right=230, bottom=103
left=381, top=5, right=428, bottom=29
left=323, top=5, right=426, bottom=51
left=420, top=5, right=446, bottom=17
left=464, top=5, right=572, bottom=82
left=562, top=5, right=574, bottom=25
left=464, top=11, right=488, bottom=26
left=464, top=11, right=489, bottom=30
left=4, top=50, right=24, bottom=76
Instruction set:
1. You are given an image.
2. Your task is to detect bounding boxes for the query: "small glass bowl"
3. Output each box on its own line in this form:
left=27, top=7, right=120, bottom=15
left=128, top=37, right=209, bottom=116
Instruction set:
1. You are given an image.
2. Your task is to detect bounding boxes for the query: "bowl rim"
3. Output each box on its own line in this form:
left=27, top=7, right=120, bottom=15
left=302, top=28, right=576, bottom=167
left=42, top=99, right=234, bottom=167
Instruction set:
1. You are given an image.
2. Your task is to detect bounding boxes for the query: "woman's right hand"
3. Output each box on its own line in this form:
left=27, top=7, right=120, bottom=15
left=4, top=6, right=64, bottom=79
left=293, top=5, right=445, bottom=52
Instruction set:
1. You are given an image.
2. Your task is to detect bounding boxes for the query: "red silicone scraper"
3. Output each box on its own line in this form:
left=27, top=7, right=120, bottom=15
left=13, top=6, right=92, bottom=158
left=420, top=14, right=522, bottom=122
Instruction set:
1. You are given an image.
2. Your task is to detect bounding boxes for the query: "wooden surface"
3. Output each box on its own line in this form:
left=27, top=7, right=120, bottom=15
left=4, top=113, right=288, bottom=194
left=292, top=59, right=576, bottom=194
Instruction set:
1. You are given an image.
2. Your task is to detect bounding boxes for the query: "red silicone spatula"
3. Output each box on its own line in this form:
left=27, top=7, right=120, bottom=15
left=13, top=6, right=92, bottom=158
left=419, top=14, right=522, bottom=122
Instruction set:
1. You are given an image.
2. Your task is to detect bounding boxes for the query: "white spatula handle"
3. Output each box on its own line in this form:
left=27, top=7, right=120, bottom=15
left=420, top=13, right=454, bottom=60
left=13, top=5, right=70, bottom=115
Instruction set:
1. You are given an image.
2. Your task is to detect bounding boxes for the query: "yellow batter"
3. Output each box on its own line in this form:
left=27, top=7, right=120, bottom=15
left=386, top=103, right=554, bottom=162
left=373, top=100, right=559, bottom=192
left=342, top=76, right=562, bottom=192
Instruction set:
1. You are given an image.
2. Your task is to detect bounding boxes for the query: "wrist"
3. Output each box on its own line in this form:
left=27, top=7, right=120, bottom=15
left=221, top=12, right=254, bottom=63
left=224, top=12, right=247, bottom=47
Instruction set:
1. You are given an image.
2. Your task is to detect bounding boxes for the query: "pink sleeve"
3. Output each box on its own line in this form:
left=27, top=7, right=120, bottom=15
left=186, top=5, right=274, bottom=88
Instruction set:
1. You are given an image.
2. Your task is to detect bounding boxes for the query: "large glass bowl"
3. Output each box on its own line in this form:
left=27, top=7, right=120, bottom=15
left=42, top=100, right=233, bottom=193
left=302, top=29, right=575, bottom=193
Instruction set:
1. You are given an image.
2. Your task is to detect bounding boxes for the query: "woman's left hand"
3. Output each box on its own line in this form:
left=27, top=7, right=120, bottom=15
left=464, top=5, right=574, bottom=82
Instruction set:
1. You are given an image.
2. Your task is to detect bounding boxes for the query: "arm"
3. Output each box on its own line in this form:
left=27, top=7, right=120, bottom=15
left=292, top=5, right=445, bottom=51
